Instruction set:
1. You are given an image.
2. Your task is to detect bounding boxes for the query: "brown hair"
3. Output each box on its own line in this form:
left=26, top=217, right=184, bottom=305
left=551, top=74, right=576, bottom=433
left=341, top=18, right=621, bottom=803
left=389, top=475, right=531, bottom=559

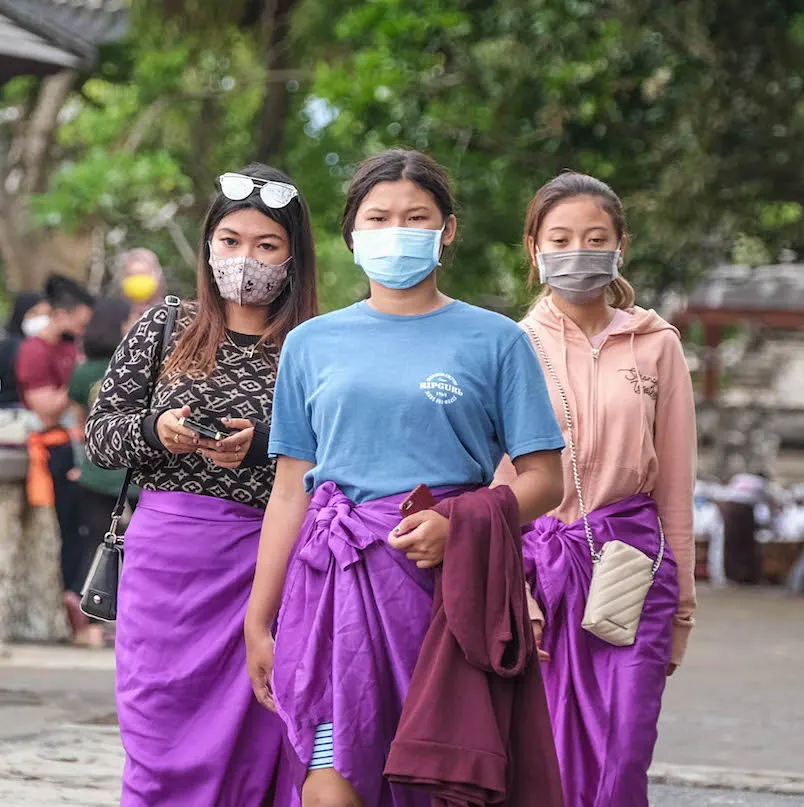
left=341, top=148, right=455, bottom=245
left=163, top=162, right=317, bottom=379
left=523, top=171, right=635, bottom=309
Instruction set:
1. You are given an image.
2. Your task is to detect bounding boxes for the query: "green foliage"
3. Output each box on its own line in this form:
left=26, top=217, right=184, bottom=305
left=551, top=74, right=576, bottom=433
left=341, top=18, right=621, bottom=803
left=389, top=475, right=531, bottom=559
left=9, top=0, right=803, bottom=312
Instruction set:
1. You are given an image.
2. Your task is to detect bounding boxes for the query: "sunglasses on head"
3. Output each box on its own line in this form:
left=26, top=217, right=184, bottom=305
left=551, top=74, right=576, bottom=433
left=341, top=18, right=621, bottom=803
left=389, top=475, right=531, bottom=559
left=218, top=172, right=299, bottom=209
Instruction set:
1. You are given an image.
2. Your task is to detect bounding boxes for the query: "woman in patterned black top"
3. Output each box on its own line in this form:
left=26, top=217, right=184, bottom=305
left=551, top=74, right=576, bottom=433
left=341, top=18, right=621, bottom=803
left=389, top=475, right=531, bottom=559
left=86, top=163, right=317, bottom=807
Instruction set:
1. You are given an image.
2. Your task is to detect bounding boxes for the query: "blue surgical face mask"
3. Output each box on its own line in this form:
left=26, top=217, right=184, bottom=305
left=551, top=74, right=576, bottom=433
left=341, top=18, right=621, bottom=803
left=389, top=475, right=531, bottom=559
left=352, top=226, right=444, bottom=290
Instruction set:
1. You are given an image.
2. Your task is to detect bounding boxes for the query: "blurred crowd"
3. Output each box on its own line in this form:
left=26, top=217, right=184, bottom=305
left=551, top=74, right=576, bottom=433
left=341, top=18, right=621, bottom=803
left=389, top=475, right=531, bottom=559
left=0, top=250, right=165, bottom=648
left=693, top=473, right=804, bottom=592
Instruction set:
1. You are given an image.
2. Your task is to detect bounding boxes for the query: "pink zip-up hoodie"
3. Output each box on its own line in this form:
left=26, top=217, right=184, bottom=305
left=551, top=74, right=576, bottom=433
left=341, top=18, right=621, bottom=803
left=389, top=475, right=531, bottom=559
left=498, top=296, right=697, bottom=664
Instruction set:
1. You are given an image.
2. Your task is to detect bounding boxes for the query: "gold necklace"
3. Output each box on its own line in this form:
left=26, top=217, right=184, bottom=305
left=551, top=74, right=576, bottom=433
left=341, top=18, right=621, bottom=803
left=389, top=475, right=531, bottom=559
left=225, top=331, right=257, bottom=358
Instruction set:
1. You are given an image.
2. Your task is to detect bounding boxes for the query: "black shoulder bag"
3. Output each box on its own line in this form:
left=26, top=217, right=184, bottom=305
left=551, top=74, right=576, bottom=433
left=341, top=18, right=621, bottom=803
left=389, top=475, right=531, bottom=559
left=80, top=295, right=181, bottom=622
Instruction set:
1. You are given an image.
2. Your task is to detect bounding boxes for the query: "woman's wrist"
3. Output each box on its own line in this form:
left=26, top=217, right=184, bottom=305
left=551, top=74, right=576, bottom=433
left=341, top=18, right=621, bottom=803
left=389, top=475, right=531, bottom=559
left=244, top=603, right=276, bottom=636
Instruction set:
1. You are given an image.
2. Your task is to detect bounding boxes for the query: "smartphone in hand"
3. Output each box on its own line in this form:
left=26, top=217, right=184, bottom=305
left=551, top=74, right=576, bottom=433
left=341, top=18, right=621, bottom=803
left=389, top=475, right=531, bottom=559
left=399, top=484, right=437, bottom=516
left=177, top=415, right=230, bottom=442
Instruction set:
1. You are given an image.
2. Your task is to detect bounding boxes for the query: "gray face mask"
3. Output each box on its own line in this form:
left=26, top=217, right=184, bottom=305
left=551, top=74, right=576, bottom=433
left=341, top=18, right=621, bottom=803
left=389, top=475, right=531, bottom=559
left=538, top=248, right=621, bottom=305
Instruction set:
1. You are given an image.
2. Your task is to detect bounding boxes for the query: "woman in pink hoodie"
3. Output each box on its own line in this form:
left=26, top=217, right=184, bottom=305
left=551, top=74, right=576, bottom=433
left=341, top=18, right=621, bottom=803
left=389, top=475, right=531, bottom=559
left=497, top=172, right=696, bottom=807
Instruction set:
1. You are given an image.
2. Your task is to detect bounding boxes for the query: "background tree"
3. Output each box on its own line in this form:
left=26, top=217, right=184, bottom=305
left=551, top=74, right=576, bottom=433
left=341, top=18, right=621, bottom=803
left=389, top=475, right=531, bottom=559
left=3, top=0, right=801, bottom=314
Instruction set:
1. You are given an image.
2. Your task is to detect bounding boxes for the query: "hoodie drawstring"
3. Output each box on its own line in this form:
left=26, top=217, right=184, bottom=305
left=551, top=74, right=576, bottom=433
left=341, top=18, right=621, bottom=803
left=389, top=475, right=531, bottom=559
left=630, top=332, right=647, bottom=484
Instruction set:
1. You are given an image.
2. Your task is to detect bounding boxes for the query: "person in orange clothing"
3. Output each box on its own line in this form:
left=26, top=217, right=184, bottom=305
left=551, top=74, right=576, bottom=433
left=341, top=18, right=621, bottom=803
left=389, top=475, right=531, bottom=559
left=496, top=172, right=697, bottom=807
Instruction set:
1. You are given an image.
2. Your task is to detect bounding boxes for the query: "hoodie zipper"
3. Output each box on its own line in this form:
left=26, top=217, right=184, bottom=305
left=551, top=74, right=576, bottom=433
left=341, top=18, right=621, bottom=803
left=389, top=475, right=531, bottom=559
left=589, top=338, right=610, bottom=465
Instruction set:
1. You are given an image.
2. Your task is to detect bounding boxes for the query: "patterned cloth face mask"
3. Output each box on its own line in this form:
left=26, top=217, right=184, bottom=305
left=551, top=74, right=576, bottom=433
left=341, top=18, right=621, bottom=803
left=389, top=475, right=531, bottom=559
left=208, top=244, right=292, bottom=306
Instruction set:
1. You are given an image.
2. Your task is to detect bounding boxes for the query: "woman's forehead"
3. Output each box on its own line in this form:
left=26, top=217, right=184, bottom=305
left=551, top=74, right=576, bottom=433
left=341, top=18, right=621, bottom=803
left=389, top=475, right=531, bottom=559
left=543, top=196, right=615, bottom=230
left=359, top=179, right=438, bottom=212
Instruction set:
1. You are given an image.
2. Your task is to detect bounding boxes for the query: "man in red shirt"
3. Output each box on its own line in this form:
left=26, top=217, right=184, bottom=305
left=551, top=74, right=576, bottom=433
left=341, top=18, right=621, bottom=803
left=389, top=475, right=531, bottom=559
left=16, top=274, right=94, bottom=626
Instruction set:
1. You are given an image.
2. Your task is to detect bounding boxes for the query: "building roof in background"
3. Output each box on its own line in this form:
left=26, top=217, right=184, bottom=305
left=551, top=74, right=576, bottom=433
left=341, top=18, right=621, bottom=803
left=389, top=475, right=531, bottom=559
left=0, top=0, right=128, bottom=82
left=686, top=264, right=804, bottom=313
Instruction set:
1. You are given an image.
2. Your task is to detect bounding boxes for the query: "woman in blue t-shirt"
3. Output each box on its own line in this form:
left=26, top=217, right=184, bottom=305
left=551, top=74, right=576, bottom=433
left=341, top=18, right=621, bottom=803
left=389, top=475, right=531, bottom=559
left=245, top=149, right=565, bottom=807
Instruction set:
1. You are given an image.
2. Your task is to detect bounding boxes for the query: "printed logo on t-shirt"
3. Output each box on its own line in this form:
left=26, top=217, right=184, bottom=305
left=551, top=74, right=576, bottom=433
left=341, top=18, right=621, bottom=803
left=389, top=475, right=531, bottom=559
left=419, top=372, right=463, bottom=405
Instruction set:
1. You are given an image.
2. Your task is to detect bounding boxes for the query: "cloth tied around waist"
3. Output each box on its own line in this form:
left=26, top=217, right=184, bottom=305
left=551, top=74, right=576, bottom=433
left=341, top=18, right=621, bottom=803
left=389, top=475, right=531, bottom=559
left=521, top=493, right=671, bottom=627
left=272, top=481, right=466, bottom=806
left=26, top=427, right=74, bottom=506
left=296, top=483, right=385, bottom=572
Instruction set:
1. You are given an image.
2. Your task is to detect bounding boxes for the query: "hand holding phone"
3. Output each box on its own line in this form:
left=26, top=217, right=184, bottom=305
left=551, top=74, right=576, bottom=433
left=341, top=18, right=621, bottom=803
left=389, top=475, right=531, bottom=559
left=157, top=405, right=201, bottom=454
left=391, top=484, right=448, bottom=569
left=197, top=417, right=256, bottom=470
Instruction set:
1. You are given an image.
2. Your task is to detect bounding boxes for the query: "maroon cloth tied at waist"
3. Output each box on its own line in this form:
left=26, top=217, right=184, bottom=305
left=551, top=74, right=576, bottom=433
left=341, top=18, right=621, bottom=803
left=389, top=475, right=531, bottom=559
left=384, top=485, right=564, bottom=807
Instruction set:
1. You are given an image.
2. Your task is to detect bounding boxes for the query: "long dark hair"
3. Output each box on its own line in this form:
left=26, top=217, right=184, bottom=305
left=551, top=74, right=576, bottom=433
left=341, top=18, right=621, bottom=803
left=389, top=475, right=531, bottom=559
left=164, top=162, right=318, bottom=379
left=524, top=171, right=635, bottom=309
left=341, top=149, right=455, bottom=246
left=83, top=297, right=131, bottom=360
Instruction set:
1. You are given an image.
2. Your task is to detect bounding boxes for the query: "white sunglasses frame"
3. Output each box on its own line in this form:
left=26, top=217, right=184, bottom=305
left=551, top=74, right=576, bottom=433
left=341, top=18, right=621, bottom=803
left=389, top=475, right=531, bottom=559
left=218, top=173, right=299, bottom=209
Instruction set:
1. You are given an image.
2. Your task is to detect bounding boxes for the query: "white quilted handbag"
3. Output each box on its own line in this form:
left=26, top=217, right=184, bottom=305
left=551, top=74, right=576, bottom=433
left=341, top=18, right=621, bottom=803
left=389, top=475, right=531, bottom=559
left=524, top=323, right=664, bottom=647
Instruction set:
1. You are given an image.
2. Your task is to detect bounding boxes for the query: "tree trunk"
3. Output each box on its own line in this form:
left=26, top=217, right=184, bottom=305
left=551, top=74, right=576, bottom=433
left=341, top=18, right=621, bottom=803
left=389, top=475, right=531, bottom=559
left=255, top=0, right=299, bottom=165
left=0, top=70, right=90, bottom=293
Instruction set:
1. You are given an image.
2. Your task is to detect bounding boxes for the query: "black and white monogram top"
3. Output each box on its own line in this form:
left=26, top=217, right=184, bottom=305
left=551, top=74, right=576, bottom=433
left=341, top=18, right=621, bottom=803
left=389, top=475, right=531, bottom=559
left=85, top=303, right=278, bottom=510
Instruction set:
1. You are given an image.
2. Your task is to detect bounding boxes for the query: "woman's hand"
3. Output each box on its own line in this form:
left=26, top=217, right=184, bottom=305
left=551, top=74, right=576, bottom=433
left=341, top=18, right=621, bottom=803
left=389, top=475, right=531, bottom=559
left=199, top=417, right=254, bottom=470
left=667, top=663, right=678, bottom=677
left=245, top=621, right=276, bottom=711
left=388, top=510, right=450, bottom=568
left=156, top=405, right=199, bottom=454
left=532, top=619, right=551, bottom=663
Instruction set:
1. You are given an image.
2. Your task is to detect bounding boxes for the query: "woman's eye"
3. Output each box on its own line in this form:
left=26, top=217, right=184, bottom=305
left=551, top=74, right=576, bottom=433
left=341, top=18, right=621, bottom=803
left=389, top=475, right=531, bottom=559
left=368, top=216, right=385, bottom=222
left=259, top=243, right=278, bottom=251
left=220, top=237, right=237, bottom=247
left=552, top=239, right=568, bottom=246
left=410, top=215, right=426, bottom=222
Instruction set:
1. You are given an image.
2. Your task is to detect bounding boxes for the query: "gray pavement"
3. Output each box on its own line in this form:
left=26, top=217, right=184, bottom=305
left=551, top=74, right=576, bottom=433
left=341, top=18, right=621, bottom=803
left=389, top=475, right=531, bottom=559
left=0, top=584, right=801, bottom=804
left=650, top=786, right=804, bottom=806
left=655, top=585, right=804, bottom=777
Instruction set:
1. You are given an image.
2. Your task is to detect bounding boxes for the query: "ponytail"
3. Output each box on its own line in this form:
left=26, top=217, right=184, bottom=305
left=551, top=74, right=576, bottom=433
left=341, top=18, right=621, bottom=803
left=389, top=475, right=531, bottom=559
left=607, top=276, right=635, bottom=309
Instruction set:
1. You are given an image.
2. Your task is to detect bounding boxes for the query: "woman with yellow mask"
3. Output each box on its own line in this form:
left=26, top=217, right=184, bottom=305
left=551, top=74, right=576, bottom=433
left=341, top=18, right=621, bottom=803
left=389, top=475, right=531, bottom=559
left=119, top=248, right=167, bottom=319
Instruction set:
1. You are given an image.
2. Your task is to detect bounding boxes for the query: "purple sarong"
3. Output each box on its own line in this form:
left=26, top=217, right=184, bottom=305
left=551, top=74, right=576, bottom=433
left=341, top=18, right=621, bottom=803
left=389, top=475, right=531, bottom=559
left=273, top=481, right=462, bottom=807
left=521, top=493, right=678, bottom=807
left=116, top=490, right=289, bottom=806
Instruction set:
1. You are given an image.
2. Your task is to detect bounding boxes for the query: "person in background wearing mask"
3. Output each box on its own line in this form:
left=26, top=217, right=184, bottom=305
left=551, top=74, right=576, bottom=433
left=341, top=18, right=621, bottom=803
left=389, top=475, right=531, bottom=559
left=86, top=163, right=317, bottom=806
left=119, top=248, right=167, bottom=320
left=15, top=274, right=94, bottom=637
left=496, top=172, right=697, bottom=807
left=0, top=292, right=51, bottom=409
left=245, top=149, right=565, bottom=807
left=68, top=296, right=136, bottom=648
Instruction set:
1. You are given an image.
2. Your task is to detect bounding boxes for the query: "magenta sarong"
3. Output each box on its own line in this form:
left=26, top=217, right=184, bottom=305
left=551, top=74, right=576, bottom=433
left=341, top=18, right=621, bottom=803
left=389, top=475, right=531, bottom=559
left=272, top=481, right=464, bottom=807
left=521, top=493, right=679, bottom=807
left=116, top=490, right=290, bottom=806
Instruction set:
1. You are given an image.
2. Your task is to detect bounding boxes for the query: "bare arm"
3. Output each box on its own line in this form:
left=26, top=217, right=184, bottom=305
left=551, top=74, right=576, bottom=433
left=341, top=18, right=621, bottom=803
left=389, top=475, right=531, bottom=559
left=510, top=449, right=564, bottom=523
left=246, top=456, right=313, bottom=628
left=245, top=456, right=313, bottom=709
left=26, top=386, right=71, bottom=427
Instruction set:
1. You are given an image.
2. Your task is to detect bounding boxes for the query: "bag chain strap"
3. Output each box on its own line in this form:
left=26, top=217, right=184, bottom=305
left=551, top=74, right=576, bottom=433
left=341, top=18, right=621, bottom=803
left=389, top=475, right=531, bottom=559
left=523, top=322, right=664, bottom=577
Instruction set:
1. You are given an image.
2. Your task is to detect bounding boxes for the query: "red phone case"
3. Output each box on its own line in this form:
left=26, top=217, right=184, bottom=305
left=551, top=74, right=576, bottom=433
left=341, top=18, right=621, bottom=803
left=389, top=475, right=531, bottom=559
left=399, top=484, right=437, bottom=516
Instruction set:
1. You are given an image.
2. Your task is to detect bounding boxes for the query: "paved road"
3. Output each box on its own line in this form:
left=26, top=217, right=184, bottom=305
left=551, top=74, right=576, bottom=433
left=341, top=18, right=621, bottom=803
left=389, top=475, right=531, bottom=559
left=0, top=584, right=802, bottom=803
left=655, top=585, right=803, bottom=775
left=650, top=786, right=804, bottom=806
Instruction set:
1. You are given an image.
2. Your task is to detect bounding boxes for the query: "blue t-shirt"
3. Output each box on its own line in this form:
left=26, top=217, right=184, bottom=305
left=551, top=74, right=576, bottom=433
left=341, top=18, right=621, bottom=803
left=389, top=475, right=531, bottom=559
left=269, top=300, right=564, bottom=503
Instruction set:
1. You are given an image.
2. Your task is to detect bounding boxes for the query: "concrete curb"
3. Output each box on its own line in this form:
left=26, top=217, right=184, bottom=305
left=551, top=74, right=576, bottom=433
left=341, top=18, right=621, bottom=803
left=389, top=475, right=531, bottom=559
left=0, top=643, right=115, bottom=671
left=650, top=763, right=804, bottom=796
